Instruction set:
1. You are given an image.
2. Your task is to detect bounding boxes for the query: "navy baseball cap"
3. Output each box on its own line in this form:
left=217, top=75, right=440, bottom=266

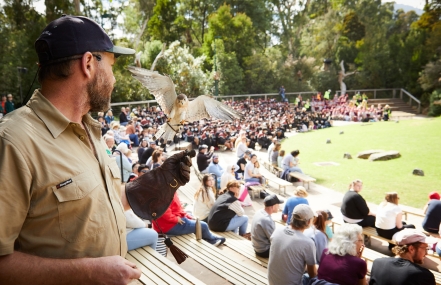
left=35, top=15, right=135, bottom=65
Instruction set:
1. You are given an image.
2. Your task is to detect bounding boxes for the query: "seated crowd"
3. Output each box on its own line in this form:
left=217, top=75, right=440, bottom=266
left=96, top=100, right=434, bottom=285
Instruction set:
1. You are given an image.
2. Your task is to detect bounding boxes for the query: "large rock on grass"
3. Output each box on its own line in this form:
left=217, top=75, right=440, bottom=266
left=369, top=151, right=401, bottom=161
left=357, top=150, right=385, bottom=159
left=413, top=169, right=424, bottom=176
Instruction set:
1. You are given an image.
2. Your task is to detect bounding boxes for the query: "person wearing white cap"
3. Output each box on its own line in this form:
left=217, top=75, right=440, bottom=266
left=268, top=204, right=318, bottom=285
left=251, top=194, right=284, bottom=258
left=369, top=229, right=436, bottom=285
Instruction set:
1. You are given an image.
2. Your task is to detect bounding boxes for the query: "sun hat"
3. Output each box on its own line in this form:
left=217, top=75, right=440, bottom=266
left=35, top=15, right=135, bottom=65
left=393, top=229, right=437, bottom=245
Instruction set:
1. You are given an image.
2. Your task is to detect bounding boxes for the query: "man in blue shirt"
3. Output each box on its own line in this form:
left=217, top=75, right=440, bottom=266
left=207, top=154, right=224, bottom=178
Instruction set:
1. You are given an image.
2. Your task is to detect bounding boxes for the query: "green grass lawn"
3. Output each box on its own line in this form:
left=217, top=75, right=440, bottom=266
left=281, top=117, right=441, bottom=208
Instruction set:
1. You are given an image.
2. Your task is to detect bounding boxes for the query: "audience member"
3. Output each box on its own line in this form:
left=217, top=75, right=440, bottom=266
left=125, top=209, right=158, bottom=251
left=235, top=149, right=251, bottom=179
left=341, top=179, right=376, bottom=227
left=375, top=192, right=415, bottom=250
left=324, top=209, right=334, bottom=241
left=193, top=175, right=216, bottom=223
left=5, top=94, right=14, bottom=114
left=244, top=154, right=262, bottom=183
left=104, top=110, right=114, bottom=125
left=283, top=186, right=309, bottom=224
left=267, top=138, right=278, bottom=162
left=207, top=154, right=225, bottom=178
left=127, top=162, right=140, bottom=182
left=422, top=191, right=441, bottom=234
left=197, top=144, right=214, bottom=173
left=304, top=211, right=329, bottom=264
left=114, top=143, right=132, bottom=182
left=125, top=120, right=139, bottom=147
left=251, top=194, right=284, bottom=258
left=268, top=204, right=317, bottom=285
left=153, top=193, right=225, bottom=246
left=137, top=138, right=149, bottom=159
left=317, top=224, right=367, bottom=285
left=369, top=229, right=436, bottom=285
left=277, top=149, right=285, bottom=168
left=139, top=141, right=156, bottom=164
left=271, top=143, right=281, bottom=167
left=103, top=134, right=115, bottom=156
left=119, top=106, right=128, bottom=126
left=236, top=136, right=249, bottom=158
left=150, top=149, right=164, bottom=170
left=221, top=164, right=253, bottom=206
left=208, top=181, right=249, bottom=238
left=281, top=150, right=303, bottom=174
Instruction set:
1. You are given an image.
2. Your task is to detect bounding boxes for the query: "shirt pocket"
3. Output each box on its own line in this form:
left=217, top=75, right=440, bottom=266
left=52, top=172, right=106, bottom=243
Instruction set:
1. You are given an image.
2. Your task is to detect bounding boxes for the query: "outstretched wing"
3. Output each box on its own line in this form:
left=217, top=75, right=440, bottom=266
left=186, top=95, right=242, bottom=122
left=127, top=66, right=176, bottom=115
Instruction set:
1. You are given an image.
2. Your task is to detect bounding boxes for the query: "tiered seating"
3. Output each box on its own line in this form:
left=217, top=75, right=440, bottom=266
left=172, top=234, right=268, bottom=285
left=213, top=231, right=269, bottom=268
left=126, top=245, right=206, bottom=285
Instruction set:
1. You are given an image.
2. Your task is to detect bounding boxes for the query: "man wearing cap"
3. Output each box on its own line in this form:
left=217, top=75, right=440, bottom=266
left=207, top=154, right=225, bottom=178
left=197, top=144, right=214, bottom=173
left=251, top=194, right=284, bottom=258
left=369, top=229, right=436, bottom=285
left=268, top=204, right=317, bottom=285
left=422, top=191, right=441, bottom=234
left=139, top=140, right=157, bottom=164
left=0, top=15, right=141, bottom=284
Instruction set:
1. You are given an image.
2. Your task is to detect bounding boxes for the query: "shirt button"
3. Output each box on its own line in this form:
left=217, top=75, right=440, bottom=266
left=120, top=229, right=124, bottom=234
left=79, top=135, right=85, bottom=140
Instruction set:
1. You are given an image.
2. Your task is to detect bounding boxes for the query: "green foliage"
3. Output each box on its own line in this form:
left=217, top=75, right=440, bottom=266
left=342, top=12, right=365, bottom=42
left=428, top=89, right=441, bottom=116
left=310, top=70, right=340, bottom=93
left=147, top=0, right=186, bottom=43
left=215, top=40, right=245, bottom=95
left=204, top=4, right=255, bottom=66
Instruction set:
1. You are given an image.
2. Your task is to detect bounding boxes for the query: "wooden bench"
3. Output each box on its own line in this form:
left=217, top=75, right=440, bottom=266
left=171, top=234, right=267, bottom=285
left=266, top=176, right=292, bottom=195
left=400, top=204, right=425, bottom=220
left=361, top=247, right=441, bottom=285
left=213, top=231, right=269, bottom=268
left=178, top=184, right=197, bottom=201
left=217, top=144, right=227, bottom=151
left=126, top=245, right=206, bottom=285
left=192, top=163, right=204, bottom=181
left=289, top=172, right=316, bottom=189
left=332, top=219, right=439, bottom=257
left=248, top=185, right=265, bottom=199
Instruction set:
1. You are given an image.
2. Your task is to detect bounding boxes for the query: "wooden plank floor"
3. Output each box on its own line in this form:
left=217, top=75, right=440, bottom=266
left=214, top=231, right=269, bottom=268
left=172, top=234, right=267, bottom=285
left=127, top=245, right=206, bottom=285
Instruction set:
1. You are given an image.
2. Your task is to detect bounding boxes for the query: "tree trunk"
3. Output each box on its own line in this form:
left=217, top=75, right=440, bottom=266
left=74, top=0, right=80, bottom=14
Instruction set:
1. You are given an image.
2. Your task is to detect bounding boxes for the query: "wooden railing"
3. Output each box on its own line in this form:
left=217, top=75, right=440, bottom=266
left=108, top=88, right=421, bottom=116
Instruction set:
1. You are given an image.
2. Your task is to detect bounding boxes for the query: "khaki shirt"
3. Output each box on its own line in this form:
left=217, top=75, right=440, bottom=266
left=0, top=90, right=127, bottom=258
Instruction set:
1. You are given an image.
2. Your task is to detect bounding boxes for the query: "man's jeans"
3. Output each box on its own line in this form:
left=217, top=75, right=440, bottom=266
left=225, top=215, right=249, bottom=235
left=167, top=217, right=218, bottom=242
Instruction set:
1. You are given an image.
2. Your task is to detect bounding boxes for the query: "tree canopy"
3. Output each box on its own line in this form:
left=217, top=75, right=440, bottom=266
left=1, top=0, right=441, bottom=115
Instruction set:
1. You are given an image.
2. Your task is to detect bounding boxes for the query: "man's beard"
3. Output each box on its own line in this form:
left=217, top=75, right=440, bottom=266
left=87, top=69, right=113, bottom=112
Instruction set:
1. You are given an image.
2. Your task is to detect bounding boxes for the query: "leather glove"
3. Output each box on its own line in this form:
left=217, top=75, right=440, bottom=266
left=126, top=149, right=196, bottom=220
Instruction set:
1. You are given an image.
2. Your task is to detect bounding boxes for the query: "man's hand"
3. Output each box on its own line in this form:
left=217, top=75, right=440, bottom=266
left=92, top=256, right=142, bottom=285
left=0, top=252, right=141, bottom=285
